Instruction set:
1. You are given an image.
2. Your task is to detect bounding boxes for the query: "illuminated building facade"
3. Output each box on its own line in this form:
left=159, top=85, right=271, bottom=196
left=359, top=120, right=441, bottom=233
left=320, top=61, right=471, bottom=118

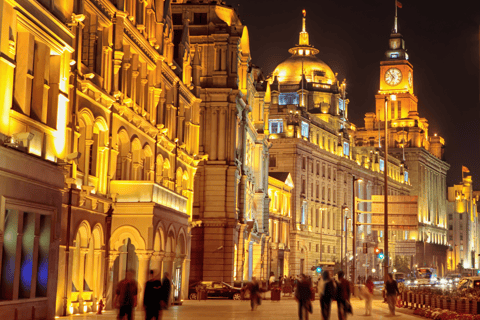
left=266, top=12, right=411, bottom=279
left=355, top=23, right=450, bottom=274
left=267, top=172, right=293, bottom=278
left=172, top=1, right=271, bottom=284
left=447, top=174, right=479, bottom=272
left=0, top=0, right=200, bottom=318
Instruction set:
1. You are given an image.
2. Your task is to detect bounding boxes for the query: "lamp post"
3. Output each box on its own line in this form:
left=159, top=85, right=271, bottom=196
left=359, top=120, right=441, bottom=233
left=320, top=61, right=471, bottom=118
left=352, top=176, right=362, bottom=284
left=341, top=205, right=348, bottom=272
left=383, top=94, right=396, bottom=282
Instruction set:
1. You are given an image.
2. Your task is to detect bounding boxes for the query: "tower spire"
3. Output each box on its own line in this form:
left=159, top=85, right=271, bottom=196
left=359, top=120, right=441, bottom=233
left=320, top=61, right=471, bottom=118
left=394, top=0, right=398, bottom=33
left=299, top=9, right=309, bottom=46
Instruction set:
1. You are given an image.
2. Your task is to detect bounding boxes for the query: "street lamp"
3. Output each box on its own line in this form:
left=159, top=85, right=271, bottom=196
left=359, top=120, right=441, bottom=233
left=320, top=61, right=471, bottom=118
left=341, top=205, right=348, bottom=272
left=352, top=176, right=362, bottom=284
left=383, top=94, right=396, bottom=283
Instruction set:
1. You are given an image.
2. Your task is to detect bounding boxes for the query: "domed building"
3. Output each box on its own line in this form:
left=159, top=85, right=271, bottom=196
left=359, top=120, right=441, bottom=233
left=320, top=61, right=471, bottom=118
left=265, top=11, right=412, bottom=279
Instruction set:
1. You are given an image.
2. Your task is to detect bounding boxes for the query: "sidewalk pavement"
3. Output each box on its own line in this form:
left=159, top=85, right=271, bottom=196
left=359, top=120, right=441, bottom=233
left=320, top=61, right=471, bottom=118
left=57, top=296, right=419, bottom=320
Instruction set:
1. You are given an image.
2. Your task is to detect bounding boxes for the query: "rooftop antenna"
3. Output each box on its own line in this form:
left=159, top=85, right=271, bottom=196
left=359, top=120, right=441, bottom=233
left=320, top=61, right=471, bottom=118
left=301, top=9, right=305, bottom=107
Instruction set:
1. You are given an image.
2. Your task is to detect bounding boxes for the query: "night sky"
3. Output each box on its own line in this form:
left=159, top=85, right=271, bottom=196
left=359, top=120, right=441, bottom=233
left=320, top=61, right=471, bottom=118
left=229, top=0, right=480, bottom=189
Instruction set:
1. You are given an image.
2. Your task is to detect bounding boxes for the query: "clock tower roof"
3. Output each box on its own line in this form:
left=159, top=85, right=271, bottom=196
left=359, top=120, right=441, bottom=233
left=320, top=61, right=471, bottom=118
left=384, top=32, right=409, bottom=61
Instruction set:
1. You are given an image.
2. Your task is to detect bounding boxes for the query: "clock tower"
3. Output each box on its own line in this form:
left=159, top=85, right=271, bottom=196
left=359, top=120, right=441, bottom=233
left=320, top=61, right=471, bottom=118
left=376, top=31, right=418, bottom=121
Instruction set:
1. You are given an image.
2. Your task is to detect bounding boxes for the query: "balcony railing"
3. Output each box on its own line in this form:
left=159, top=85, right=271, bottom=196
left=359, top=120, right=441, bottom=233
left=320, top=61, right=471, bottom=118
left=110, top=180, right=187, bottom=213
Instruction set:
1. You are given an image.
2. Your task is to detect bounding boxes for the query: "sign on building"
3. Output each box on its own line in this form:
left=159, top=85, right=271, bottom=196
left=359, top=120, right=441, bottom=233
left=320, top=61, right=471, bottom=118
left=370, top=195, right=418, bottom=230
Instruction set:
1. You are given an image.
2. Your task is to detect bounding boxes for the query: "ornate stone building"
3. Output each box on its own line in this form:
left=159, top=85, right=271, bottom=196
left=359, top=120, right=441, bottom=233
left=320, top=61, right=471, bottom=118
left=0, top=0, right=201, bottom=318
left=447, top=173, right=479, bottom=272
left=268, top=172, right=294, bottom=278
left=265, top=12, right=411, bottom=279
left=355, top=21, right=450, bottom=274
left=172, top=0, right=270, bottom=285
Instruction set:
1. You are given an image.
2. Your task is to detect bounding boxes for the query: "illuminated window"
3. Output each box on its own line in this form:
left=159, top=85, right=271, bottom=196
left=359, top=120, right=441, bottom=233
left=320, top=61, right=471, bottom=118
left=390, top=53, right=399, bottom=59
left=301, top=121, right=309, bottom=138
left=301, top=201, right=307, bottom=225
left=269, top=119, right=284, bottom=134
left=1, top=209, right=51, bottom=300
left=343, top=142, right=349, bottom=157
left=339, top=98, right=345, bottom=117
left=299, top=49, right=304, bottom=55
left=379, top=159, right=385, bottom=172
left=305, top=50, right=310, bottom=55
left=279, top=92, right=299, bottom=105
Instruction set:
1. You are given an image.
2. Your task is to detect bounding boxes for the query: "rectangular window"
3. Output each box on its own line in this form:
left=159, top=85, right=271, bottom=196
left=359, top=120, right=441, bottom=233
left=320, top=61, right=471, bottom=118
left=316, top=209, right=319, bottom=227
left=172, top=13, right=183, bottom=25
left=449, top=225, right=453, bottom=230
left=269, top=154, right=276, bottom=167
left=322, top=211, right=326, bottom=228
left=322, top=165, right=326, bottom=177
left=279, top=92, right=299, bottom=105
left=316, top=163, right=320, bottom=175
left=379, top=159, right=385, bottom=172
left=311, top=183, right=314, bottom=198
left=316, top=184, right=319, bottom=199
left=301, top=179, right=306, bottom=194
left=193, top=12, right=208, bottom=24
left=1, top=208, right=51, bottom=300
left=397, top=101, right=402, bottom=118
left=460, top=235, right=463, bottom=240
left=269, top=119, right=284, bottom=134
left=343, top=142, right=349, bottom=157
left=449, top=214, right=453, bottom=220
left=460, top=214, right=463, bottom=220
left=404, top=171, right=409, bottom=183
left=301, top=201, right=307, bottom=225
left=301, top=121, right=309, bottom=138
left=302, top=157, right=306, bottom=170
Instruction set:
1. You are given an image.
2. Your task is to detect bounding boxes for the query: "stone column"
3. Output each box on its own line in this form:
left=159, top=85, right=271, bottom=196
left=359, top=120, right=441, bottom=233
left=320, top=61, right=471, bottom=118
left=131, top=70, right=139, bottom=112
left=151, top=252, right=165, bottom=276
left=136, top=250, right=152, bottom=308
left=121, top=63, right=131, bottom=98
left=106, top=251, right=119, bottom=309
left=84, top=139, right=94, bottom=185
left=79, top=248, right=89, bottom=313
left=140, top=78, right=148, bottom=116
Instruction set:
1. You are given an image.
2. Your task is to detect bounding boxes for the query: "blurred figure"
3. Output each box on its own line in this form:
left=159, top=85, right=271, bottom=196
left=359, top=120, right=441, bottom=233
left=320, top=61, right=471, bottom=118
left=320, top=271, right=336, bottom=320
left=386, top=273, right=400, bottom=315
left=364, top=276, right=374, bottom=316
left=144, top=270, right=161, bottom=320
left=115, top=270, right=138, bottom=320
left=248, top=277, right=261, bottom=311
left=295, top=274, right=312, bottom=320
left=159, top=272, right=171, bottom=320
left=269, top=272, right=276, bottom=289
left=336, top=271, right=351, bottom=320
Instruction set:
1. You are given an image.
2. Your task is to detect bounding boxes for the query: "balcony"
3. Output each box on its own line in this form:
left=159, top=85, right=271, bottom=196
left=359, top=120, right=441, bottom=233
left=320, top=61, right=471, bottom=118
left=110, top=180, right=187, bottom=213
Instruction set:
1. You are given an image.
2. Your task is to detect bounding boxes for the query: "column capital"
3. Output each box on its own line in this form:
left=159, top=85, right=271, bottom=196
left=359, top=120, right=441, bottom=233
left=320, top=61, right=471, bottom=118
left=123, top=63, right=131, bottom=70
left=80, top=248, right=89, bottom=255
left=132, top=71, right=140, bottom=78
left=136, top=250, right=154, bottom=260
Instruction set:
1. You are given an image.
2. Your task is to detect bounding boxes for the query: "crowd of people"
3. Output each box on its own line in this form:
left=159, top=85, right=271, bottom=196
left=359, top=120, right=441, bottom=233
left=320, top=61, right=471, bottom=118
left=248, top=271, right=400, bottom=320
left=114, top=269, right=172, bottom=320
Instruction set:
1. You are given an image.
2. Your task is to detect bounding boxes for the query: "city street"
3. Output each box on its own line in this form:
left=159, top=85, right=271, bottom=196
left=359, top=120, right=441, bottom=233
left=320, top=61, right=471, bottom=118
left=57, top=297, right=420, bottom=320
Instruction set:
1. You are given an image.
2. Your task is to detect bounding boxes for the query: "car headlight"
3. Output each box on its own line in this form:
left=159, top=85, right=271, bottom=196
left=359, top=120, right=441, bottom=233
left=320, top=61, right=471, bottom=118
left=414, top=280, right=418, bottom=284
left=406, top=280, right=411, bottom=284
left=448, top=279, right=452, bottom=283
left=440, top=279, right=447, bottom=284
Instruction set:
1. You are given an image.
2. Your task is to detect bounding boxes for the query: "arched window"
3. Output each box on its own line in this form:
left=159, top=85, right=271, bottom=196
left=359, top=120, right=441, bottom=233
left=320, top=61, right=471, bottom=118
left=156, top=155, right=164, bottom=183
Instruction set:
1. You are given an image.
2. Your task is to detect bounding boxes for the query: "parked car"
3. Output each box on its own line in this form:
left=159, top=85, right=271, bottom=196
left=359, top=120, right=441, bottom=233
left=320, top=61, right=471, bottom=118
left=458, top=276, right=480, bottom=290
left=188, top=281, right=242, bottom=300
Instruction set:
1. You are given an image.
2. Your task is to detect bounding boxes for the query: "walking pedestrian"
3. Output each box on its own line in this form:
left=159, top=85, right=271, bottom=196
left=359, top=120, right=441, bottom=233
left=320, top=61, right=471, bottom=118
left=269, top=272, right=276, bottom=289
left=336, top=271, right=352, bottom=320
left=248, top=277, right=261, bottom=310
left=115, top=270, right=138, bottom=320
left=159, top=272, right=171, bottom=320
left=386, top=273, right=400, bottom=315
left=319, top=271, right=336, bottom=320
left=295, top=274, right=312, bottom=320
left=144, top=270, right=162, bottom=320
left=364, top=276, right=374, bottom=316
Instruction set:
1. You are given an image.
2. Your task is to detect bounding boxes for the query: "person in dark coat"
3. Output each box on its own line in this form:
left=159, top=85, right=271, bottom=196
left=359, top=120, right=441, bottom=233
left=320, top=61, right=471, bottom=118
left=295, top=274, right=312, bottom=320
left=144, top=270, right=162, bottom=320
left=336, top=271, right=351, bottom=320
left=320, top=271, right=336, bottom=320
left=115, top=270, right=138, bottom=320
left=386, top=273, right=400, bottom=315
left=159, top=272, right=171, bottom=320
left=248, top=277, right=261, bottom=310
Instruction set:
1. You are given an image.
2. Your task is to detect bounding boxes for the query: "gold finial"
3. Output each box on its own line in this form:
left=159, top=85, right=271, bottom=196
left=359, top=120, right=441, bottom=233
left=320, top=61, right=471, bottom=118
left=299, top=9, right=309, bottom=45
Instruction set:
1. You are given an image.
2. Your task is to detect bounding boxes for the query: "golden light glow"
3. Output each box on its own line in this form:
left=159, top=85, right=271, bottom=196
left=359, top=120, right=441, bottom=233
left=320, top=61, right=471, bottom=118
left=54, top=93, right=69, bottom=156
left=302, top=9, right=306, bottom=17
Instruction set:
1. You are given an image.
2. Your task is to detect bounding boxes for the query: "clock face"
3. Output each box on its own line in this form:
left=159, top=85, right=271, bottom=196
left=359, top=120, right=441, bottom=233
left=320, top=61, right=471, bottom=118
left=385, top=68, right=402, bottom=86
left=408, top=71, right=413, bottom=88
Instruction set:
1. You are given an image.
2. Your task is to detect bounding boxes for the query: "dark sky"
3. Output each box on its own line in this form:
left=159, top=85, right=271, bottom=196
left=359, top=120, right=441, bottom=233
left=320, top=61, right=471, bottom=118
left=229, top=0, right=480, bottom=189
